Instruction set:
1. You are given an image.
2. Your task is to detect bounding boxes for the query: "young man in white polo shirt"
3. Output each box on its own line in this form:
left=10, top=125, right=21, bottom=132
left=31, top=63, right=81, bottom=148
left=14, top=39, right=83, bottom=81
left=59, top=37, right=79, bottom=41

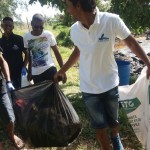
left=54, top=0, right=150, bottom=150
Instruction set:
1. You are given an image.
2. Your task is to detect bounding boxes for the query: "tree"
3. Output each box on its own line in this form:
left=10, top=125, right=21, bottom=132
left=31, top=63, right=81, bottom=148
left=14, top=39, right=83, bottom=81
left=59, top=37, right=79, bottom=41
left=29, top=0, right=150, bottom=34
left=29, top=0, right=73, bottom=25
left=29, top=0, right=112, bottom=26
left=97, top=0, right=112, bottom=12
left=110, top=0, right=150, bottom=34
left=29, top=0, right=112, bottom=13
left=29, top=0, right=66, bottom=12
left=0, top=0, right=17, bottom=21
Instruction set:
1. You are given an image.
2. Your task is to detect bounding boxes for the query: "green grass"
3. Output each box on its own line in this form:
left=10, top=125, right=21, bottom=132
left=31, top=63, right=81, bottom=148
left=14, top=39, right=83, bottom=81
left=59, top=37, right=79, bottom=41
left=45, top=24, right=71, bottom=38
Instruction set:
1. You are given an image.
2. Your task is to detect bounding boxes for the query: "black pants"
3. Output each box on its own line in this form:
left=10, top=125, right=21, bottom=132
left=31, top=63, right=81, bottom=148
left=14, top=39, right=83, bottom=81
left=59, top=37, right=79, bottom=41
left=32, top=66, right=57, bottom=84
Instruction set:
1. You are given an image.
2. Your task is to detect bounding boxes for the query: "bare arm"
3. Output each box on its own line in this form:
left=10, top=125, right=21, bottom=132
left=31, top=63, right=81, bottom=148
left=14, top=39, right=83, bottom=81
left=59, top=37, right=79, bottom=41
left=124, top=35, right=150, bottom=78
left=0, top=55, right=11, bottom=82
left=51, top=45, right=64, bottom=68
left=54, top=46, right=80, bottom=82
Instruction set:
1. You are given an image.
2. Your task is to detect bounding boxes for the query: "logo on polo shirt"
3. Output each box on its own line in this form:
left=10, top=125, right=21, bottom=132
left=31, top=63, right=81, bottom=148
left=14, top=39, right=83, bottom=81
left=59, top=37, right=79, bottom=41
left=12, top=44, right=19, bottom=50
left=98, top=34, right=109, bottom=42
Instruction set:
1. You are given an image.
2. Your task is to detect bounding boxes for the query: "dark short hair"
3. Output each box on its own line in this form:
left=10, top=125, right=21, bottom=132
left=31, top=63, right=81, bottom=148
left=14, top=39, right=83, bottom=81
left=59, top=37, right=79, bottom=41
left=2, top=17, right=13, bottom=23
left=32, top=13, right=44, bottom=22
left=69, top=0, right=96, bottom=12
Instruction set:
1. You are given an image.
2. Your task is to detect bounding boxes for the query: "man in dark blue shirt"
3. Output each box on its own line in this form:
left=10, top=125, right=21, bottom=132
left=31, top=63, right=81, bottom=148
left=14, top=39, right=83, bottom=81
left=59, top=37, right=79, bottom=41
left=0, top=17, right=29, bottom=88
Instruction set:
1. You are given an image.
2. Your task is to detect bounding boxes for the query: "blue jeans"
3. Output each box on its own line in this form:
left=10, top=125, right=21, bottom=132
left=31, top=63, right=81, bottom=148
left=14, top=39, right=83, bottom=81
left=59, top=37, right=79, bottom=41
left=0, top=79, right=15, bottom=125
left=82, top=86, right=119, bottom=129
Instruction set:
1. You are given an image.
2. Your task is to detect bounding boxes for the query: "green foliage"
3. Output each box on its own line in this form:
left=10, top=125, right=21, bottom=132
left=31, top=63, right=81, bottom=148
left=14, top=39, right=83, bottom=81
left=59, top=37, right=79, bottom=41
left=29, top=0, right=73, bottom=26
left=29, top=0, right=150, bottom=34
left=96, top=0, right=112, bottom=12
left=110, top=0, right=150, bottom=34
left=56, top=31, right=73, bottom=47
left=29, top=0, right=66, bottom=12
left=29, top=0, right=112, bottom=26
left=0, top=0, right=17, bottom=21
left=55, top=26, right=73, bottom=47
left=60, top=14, right=73, bottom=26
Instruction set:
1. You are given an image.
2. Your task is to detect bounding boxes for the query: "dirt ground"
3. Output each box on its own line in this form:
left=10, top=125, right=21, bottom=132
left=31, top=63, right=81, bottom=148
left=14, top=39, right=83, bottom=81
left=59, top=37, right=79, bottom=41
left=0, top=135, right=144, bottom=150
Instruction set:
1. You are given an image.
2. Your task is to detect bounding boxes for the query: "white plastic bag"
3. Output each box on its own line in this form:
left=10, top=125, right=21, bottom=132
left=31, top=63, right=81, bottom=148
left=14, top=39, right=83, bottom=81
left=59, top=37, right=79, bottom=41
left=119, top=66, right=150, bottom=149
left=21, top=75, right=34, bottom=88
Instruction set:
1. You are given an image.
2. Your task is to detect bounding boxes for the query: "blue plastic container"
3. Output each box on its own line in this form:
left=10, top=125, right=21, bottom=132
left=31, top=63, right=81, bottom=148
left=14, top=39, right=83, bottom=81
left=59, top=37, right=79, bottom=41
left=116, top=60, right=130, bottom=86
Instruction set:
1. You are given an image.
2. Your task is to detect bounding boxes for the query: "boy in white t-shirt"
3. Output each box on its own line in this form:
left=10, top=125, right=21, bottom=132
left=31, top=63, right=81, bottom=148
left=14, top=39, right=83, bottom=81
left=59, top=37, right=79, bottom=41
left=23, top=13, right=66, bottom=84
left=54, top=0, right=150, bottom=150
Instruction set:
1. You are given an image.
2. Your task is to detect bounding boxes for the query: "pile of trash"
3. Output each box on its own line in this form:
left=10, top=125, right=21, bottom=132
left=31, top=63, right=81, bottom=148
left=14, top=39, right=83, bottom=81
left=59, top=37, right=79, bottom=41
left=114, top=38, right=150, bottom=77
left=114, top=51, right=146, bottom=77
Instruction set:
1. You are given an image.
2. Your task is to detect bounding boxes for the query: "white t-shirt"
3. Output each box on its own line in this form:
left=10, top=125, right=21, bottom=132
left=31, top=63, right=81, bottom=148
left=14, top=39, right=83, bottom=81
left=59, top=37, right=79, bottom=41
left=23, top=30, right=56, bottom=75
left=71, top=8, right=131, bottom=94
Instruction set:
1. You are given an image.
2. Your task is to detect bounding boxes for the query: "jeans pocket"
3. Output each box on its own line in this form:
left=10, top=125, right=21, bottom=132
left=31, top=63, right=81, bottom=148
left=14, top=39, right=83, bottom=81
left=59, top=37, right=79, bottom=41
left=107, top=86, right=119, bottom=99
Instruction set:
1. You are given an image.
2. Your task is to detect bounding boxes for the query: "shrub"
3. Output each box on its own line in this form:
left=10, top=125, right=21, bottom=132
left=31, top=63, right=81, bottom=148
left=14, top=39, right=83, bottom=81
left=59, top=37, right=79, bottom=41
left=56, top=30, right=73, bottom=47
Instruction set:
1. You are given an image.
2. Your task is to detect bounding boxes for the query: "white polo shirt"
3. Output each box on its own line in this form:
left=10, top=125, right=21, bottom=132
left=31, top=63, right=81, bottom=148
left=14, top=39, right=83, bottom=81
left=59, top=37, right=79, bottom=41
left=70, top=8, right=131, bottom=94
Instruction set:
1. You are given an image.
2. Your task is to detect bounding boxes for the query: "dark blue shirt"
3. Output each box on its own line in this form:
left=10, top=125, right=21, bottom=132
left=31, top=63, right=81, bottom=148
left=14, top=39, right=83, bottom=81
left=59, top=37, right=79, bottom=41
left=0, top=33, right=26, bottom=79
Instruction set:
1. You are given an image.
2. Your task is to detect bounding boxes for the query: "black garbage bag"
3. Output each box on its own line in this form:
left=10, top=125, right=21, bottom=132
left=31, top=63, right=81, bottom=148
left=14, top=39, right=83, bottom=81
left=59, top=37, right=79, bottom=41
left=11, top=81, right=82, bottom=147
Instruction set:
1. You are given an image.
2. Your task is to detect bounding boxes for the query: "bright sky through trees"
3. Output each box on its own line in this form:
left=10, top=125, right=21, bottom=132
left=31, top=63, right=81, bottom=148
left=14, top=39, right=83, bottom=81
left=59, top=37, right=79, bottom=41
left=15, top=0, right=60, bottom=22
